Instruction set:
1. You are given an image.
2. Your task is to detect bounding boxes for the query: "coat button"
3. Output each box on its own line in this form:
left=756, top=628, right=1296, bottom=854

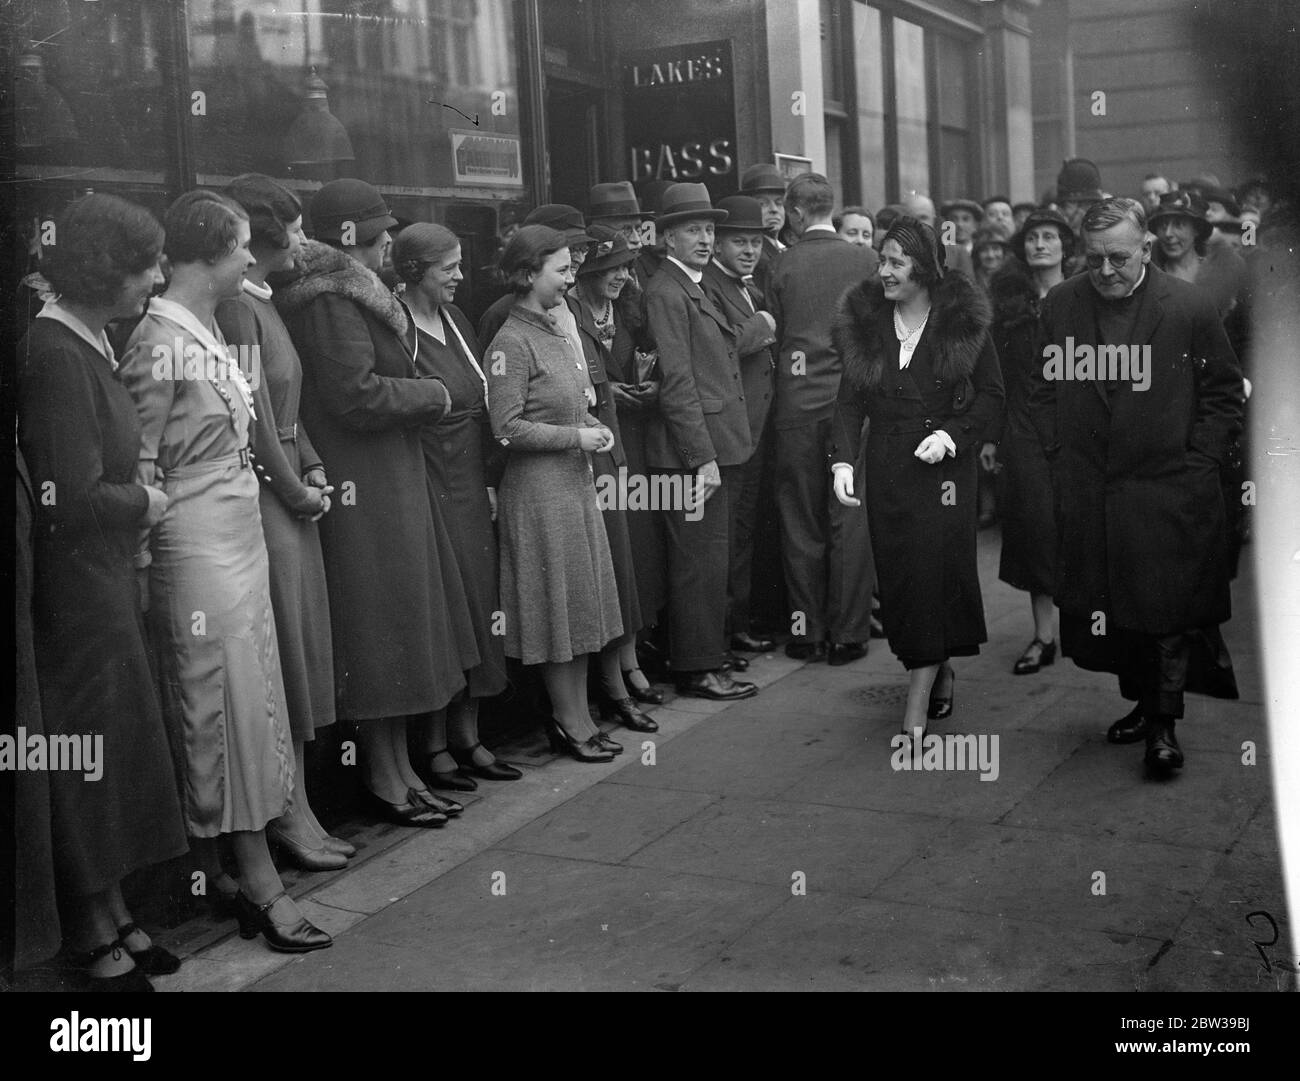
left=924, top=419, right=933, bottom=429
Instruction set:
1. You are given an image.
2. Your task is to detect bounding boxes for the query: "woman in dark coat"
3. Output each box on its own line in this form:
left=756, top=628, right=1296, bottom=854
left=215, top=175, right=351, bottom=871
left=18, top=193, right=188, bottom=987
left=986, top=208, right=1072, bottom=675
left=275, top=178, right=478, bottom=828
left=487, top=225, right=623, bottom=763
left=390, top=222, right=522, bottom=788
left=570, top=226, right=658, bottom=732
left=831, top=217, right=1005, bottom=740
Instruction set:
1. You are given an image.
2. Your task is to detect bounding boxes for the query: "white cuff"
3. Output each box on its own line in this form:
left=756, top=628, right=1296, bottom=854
left=831, top=461, right=853, bottom=473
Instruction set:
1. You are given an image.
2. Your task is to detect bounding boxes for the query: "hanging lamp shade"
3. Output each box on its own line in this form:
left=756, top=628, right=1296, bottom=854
left=284, top=68, right=355, bottom=171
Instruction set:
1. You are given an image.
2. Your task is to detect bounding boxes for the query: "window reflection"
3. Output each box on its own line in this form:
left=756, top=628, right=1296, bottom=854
left=187, top=0, right=525, bottom=191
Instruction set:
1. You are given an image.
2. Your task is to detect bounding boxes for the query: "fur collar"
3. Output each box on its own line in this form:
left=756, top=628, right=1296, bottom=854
left=273, top=239, right=409, bottom=339
left=833, top=270, right=991, bottom=392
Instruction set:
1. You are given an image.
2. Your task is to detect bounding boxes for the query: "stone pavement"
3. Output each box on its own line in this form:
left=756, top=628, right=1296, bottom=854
left=157, top=531, right=1292, bottom=992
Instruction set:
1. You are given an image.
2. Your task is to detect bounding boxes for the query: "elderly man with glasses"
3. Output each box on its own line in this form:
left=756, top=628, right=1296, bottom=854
left=1028, top=197, right=1243, bottom=778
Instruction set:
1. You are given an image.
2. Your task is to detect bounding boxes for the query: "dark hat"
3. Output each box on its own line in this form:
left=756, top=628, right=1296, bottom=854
left=1056, top=158, right=1105, bottom=203
left=1011, top=207, right=1075, bottom=263
left=971, top=225, right=1014, bottom=255
left=309, top=178, right=398, bottom=243
left=654, top=183, right=729, bottom=228
left=739, top=163, right=788, bottom=195
left=587, top=181, right=652, bottom=222
left=577, top=223, right=637, bottom=276
left=1147, top=190, right=1214, bottom=240
left=940, top=198, right=984, bottom=220
left=524, top=203, right=593, bottom=247
left=636, top=179, right=677, bottom=217
left=713, top=195, right=766, bottom=232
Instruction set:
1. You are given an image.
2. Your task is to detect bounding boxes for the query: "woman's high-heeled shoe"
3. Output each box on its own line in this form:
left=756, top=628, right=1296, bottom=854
left=1012, top=637, right=1056, bottom=675
left=598, top=691, right=659, bottom=732
left=927, top=667, right=955, bottom=721
left=412, top=788, right=463, bottom=817
left=73, top=940, right=153, bottom=992
left=425, top=747, right=478, bottom=792
left=364, top=787, right=448, bottom=828
left=116, top=922, right=181, bottom=976
left=451, top=743, right=523, bottom=781
left=322, top=835, right=357, bottom=857
left=233, top=891, right=332, bottom=954
left=622, top=668, right=665, bottom=706
left=544, top=719, right=615, bottom=762
left=267, top=822, right=349, bottom=872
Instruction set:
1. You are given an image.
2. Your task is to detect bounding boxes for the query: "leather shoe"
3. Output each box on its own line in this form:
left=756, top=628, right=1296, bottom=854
left=926, top=665, right=954, bottom=721
left=785, top=640, right=828, bottom=662
left=676, top=669, right=758, bottom=701
left=1012, top=637, right=1056, bottom=675
left=1106, top=704, right=1149, bottom=744
left=721, top=650, right=749, bottom=671
left=730, top=632, right=775, bottom=653
left=827, top=642, right=867, bottom=666
left=1144, top=718, right=1184, bottom=774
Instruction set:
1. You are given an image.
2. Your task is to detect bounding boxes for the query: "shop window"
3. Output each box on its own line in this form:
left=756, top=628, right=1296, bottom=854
left=186, top=0, right=526, bottom=197
left=933, top=31, right=973, bottom=200
left=892, top=16, right=929, bottom=198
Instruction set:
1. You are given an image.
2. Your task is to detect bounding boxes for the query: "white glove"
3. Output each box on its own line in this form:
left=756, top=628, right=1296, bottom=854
left=832, top=463, right=860, bottom=507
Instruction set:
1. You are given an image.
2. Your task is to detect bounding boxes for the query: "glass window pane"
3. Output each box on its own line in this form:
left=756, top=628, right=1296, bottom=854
left=6, top=0, right=170, bottom=180
left=893, top=17, right=929, bottom=198
left=935, top=33, right=968, bottom=130
left=824, top=115, right=844, bottom=202
left=852, top=1, right=886, bottom=209
left=187, top=1, right=526, bottom=195
left=821, top=0, right=843, bottom=104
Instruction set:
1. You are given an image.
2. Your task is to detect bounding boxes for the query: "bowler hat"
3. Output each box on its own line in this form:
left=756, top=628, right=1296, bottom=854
left=940, top=197, right=984, bottom=220
left=636, top=179, right=676, bottom=218
left=714, top=195, right=766, bottom=232
left=654, top=183, right=729, bottom=229
left=1147, top=190, right=1214, bottom=241
left=587, top=181, right=652, bottom=222
left=524, top=203, right=593, bottom=247
left=1056, top=158, right=1105, bottom=203
left=739, top=163, right=787, bottom=195
left=309, top=178, right=398, bottom=244
left=577, top=224, right=638, bottom=276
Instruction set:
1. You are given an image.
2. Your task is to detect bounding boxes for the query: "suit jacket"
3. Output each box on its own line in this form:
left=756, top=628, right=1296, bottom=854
left=1028, top=264, right=1243, bottom=633
left=701, top=260, right=776, bottom=443
left=641, top=258, right=751, bottom=469
left=767, top=230, right=879, bottom=430
left=752, top=234, right=785, bottom=300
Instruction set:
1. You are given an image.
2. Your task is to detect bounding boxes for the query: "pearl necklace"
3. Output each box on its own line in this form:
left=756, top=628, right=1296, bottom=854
left=893, top=305, right=930, bottom=344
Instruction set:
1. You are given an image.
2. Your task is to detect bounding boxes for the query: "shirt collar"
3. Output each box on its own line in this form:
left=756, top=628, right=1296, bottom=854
left=36, top=299, right=117, bottom=370
left=803, top=223, right=836, bottom=235
left=242, top=277, right=273, bottom=301
left=666, top=255, right=704, bottom=284
left=1125, top=265, right=1148, bottom=297
left=710, top=257, right=744, bottom=280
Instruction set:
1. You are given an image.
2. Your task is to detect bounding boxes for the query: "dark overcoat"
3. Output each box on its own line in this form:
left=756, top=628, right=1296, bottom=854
left=988, top=259, right=1057, bottom=595
left=275, top=240, right=478, bottom=720
left=831, top=272, right=1005, bottom=668
left=701, top=260, right=776, bottom=443
left=1028, top=264, right=1244, bottom=634
left=641, top=259, right=751, bottom=470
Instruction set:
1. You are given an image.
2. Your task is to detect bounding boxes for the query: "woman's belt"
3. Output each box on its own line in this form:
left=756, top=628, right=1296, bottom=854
left=161, top=446, right=253, bottom=479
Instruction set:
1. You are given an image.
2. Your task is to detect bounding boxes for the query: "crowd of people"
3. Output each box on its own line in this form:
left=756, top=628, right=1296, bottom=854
left=16, top=153, right=1274, bottom=987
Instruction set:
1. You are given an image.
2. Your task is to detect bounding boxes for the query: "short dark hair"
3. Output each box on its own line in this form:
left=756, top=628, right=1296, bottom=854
left=499, top=224, right=568, bottom=295
left=224, top=174, right=301, bottom=251
left=1012, top=201, right=1038, bottom=216
left=42, top=193, right=164, bottom=307
left=785, top=173, right=835, bottom=219
left=880, top=215, right=946, bottom=288
left=164, top=190, right=249, bottom=265
left=834, top=205, right=873, bottom=230
left=874, top=204, right=906, bottom=233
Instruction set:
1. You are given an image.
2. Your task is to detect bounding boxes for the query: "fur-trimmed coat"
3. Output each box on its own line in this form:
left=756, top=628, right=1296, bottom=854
left=275, top=240, right=478, bottom=719
left=829, top=271, right=1004, bottom=668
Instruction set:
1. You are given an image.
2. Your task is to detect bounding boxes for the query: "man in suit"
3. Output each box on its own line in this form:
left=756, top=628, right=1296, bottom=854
left=1029, top=197, right=1243, bottom=776
left=701, top=195, right=778, bottom=655
left=642, top=183, right=757, bottom=701
left=767, top=173, right=879, bottom=664
left=740, top=163, right=790, bottom=298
